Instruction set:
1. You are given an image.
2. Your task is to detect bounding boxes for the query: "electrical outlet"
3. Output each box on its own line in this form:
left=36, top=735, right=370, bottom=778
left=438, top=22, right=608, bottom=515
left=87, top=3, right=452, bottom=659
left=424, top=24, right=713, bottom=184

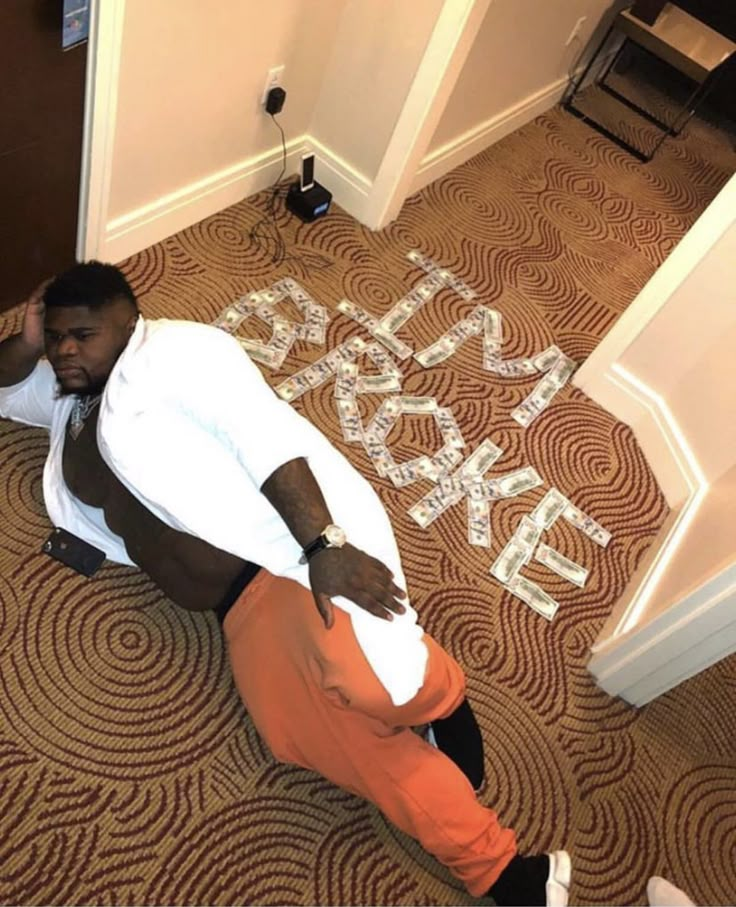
left=565, top=16, right=587, bottom=46
left=262, top=65, right=285, bottom=105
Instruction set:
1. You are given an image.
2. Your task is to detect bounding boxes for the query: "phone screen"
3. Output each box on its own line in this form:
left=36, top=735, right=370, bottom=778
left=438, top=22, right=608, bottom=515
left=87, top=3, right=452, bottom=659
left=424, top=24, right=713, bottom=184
left=301, top=154, right=315, bottom=191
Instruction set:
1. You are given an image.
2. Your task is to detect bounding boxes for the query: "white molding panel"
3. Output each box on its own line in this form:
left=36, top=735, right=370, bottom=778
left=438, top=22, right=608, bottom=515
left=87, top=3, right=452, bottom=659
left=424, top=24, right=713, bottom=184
left=410, top=76, right=569, bottom=197
left=101, top=138, right=306, bottom=263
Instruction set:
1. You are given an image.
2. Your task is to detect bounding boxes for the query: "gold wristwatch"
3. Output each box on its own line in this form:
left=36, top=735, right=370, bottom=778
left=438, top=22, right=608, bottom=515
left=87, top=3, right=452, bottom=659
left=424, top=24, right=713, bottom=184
left=299, top=524, right=347, bottom=564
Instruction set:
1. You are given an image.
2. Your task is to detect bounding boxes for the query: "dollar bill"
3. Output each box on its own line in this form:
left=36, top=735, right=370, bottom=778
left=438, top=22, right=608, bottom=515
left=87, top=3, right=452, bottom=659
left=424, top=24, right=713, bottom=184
left=362, top=431, right=397, bottom=477
left=347, top=336, right=368, bottom=355
left=398, top=395, right=438, bottom=414
left=497, top=467, right=543, bottom=497
left=464, top=305, right=487, bottom=332
left=380, top=280, right=441, bottom=333
left=484, top=357, right=538, bottom=378
left=364, top=398, right=402, bottom=440
left=513, top=515, right=543, bottom=553
left=302, top=358, right=335, bottom=388
left=407, top=248, right=434, bottom=270
left=453, top=282, right=477, bottom=302
left=255, top=302, right=277, bottom=326
left=562, top=504, right=611, bottom=548
left=511, top=366, right=570, bottom=427
left=430, top=444, right=464, bottom=477
left=414, top=336, right=458, bottom=367
left=372, top=324, right=414, bottom=360
left=239, top=341, right=280, bottom=368
left=336, top=398, right=364, bottom=443
left=304, top=306, right=328, bottom=344
left=214, top=304, right=249, bottom=333
left=546, top=353, right=576, bottom=388
left=440, top=427, right=465, bottom=450
left=337, top=298, right=379, bottom=330
left=438, top=473, right=466, bottom=497
left=532, top=345, right=563, bottom=372
left=275, top=374, right=312, bottom=402
left=408, top=485, right=464, bottom=529
left=530, top=488, right=568, bottom=529
left=270, top=320, right=299, bottom=362
left=335, top=361, right=359, bottom=400
left=273, top=277, right=298, bottom=293
left=433, top=266, right=476, bottom=301
left=386, top=455, right=437, bottom=488
left=248, top=288, right=285, bottom=307
left=275, top=340, right=356, bottom=402
left=239, top=338, right=283, bottom=369
left=433, top=407, right=464, bottom=449
left=490, top=538, right=530, bottom=584
left=506, top=575, right=559, bottom=621
left=365, top=343, right=403, bottom=379
left=460, top=439, right=504, bottom=477
left=535, top=542, right=588, bottom=587
left=356, top=374, right=402, bottom=394
left=467, top=497, right=491, bottom=548
left=380, top=309, right=413, bottom=337
left=484, top=310, right=503, bottom=346
left=233, top=294, right=260, bottom=315
left=414, top=309, right=484, bottom=368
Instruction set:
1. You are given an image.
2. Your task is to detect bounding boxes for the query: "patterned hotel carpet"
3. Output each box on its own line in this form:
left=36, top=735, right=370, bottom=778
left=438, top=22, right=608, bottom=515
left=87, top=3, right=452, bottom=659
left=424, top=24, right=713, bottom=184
left=1, top=103, right=735, bottom=906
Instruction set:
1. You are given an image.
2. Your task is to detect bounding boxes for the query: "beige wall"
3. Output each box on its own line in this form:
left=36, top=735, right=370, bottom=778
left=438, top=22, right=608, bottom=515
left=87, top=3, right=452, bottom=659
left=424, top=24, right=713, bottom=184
left=427, top=0, right=618, bottom=154
left=620, top=227, right=736, bottom=484
left=650, top=464, right=735, bottom=617
left=108, top=0, right=346, bottom=220
left=308, top=0, right=446, bottom=182
left=616, top=215, right=736, bottom=626
left=579, top=175, right=736, bottom=647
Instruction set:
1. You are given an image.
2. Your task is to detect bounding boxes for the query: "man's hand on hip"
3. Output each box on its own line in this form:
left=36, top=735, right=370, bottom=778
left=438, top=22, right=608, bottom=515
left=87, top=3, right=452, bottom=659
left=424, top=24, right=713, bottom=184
left=309, top=543, right=407, bottom=629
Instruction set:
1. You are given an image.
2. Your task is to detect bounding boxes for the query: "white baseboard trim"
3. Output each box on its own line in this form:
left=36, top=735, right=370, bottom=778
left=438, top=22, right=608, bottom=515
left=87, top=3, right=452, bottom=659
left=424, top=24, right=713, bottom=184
left=589, top=563, right=736, bottom=706
left=410, top=76, right=568, bottom=197
left=308, top=137, right=372, bottom=222
left=99, top=134, right=374, bottom=264
left=101, top=136, right=309, bottom=263
left=408, top=42, right=623, bottom=198
left=579, top=363, right=729, bottom=706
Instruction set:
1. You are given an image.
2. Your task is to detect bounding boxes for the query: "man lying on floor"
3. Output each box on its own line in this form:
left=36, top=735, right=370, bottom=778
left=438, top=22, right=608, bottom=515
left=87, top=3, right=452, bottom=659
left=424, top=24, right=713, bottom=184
left=0, top=262, right=571, bottom=906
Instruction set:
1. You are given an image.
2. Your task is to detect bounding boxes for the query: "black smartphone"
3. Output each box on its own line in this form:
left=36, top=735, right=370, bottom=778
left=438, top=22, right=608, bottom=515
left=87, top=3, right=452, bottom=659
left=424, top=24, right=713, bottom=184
left=42, top=528, right=106, bottom=577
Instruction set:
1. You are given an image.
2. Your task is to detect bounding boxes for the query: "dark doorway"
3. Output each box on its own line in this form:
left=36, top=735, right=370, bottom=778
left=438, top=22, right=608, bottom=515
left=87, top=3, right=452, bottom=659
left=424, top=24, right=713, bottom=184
left=0, top=0, right=87, bottom=313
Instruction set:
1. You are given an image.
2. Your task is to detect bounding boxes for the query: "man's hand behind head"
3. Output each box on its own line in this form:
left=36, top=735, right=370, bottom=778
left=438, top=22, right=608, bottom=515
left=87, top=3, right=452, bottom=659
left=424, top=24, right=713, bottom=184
left=21, top=279, right=53, bottom=355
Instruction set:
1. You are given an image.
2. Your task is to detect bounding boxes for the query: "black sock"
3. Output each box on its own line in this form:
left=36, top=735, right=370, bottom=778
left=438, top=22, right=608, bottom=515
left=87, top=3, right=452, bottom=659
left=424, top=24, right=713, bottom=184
left=487, top=854, right=550, bottom=906
left=430, top=697, right=485, bottom=790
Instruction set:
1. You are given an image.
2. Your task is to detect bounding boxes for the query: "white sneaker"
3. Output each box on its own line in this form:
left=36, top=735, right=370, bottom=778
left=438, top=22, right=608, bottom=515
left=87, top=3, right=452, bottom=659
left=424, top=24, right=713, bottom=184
left=546, top=851, right=572, bottom=907
left=646, top=876, right=696, bottom=907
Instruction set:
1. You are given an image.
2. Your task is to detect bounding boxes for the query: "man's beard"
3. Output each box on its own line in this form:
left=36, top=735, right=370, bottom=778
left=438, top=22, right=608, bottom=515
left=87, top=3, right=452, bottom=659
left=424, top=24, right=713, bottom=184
left=55, top=376, right=108, bottom=398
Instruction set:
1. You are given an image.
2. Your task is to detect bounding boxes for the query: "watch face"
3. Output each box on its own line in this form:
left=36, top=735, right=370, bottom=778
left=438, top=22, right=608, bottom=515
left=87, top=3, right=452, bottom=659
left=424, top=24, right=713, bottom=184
left=325, top=524, right=346, bottom=547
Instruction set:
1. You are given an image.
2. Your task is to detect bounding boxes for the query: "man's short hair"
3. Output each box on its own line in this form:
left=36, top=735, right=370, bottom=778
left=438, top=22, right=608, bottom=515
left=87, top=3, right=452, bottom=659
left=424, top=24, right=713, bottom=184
left=44, top=261, right=139, bottom=312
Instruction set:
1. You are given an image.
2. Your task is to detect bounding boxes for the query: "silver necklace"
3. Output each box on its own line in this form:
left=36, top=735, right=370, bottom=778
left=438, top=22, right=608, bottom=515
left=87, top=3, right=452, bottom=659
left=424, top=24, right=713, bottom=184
left=69, top=394, right=102, bottom=441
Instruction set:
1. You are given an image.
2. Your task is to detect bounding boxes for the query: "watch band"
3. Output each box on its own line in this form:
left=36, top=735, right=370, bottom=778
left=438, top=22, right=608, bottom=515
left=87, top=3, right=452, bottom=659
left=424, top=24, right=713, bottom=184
left=299, top=524, right=346, bottom=564
left=301, top=534, right=328, bottom=562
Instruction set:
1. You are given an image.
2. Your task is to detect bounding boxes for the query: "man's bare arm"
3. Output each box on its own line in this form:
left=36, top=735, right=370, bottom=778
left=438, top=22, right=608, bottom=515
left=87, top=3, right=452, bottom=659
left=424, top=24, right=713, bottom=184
left=261, top=456, right=333, bottom=548
left=262, top=457, right=406, bottom=628
left=0, top=281, right=48, bottom=387
left=0, top=335, right=43, bottom=387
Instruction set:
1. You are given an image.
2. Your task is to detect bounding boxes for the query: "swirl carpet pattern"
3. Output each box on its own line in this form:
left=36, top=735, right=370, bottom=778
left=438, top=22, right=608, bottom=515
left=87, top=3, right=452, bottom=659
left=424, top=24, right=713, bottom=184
left=1, top=102, right=734, bottom=905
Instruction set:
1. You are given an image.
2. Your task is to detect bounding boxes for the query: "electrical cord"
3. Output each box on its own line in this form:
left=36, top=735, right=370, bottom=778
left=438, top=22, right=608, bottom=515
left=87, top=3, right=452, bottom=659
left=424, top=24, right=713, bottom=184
left=247, top=113, right=334, bottom=277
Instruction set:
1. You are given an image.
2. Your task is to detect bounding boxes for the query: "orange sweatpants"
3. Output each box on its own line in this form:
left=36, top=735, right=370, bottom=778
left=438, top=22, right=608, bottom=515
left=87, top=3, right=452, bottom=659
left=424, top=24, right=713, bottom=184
left=223, top=569, right=517, bottom=896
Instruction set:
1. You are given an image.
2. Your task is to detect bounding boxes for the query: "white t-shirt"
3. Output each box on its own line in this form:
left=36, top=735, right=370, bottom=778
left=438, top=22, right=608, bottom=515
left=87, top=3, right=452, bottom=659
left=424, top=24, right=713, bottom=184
left=0, top=318, right=428, bottom=705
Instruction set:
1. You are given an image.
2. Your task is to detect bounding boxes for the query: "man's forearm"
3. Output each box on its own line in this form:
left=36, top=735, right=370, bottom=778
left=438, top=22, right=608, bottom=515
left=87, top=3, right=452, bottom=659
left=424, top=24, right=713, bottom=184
left=261, top=458, right=332, bottom=548
left=0, top=334, right=41, bottom=387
